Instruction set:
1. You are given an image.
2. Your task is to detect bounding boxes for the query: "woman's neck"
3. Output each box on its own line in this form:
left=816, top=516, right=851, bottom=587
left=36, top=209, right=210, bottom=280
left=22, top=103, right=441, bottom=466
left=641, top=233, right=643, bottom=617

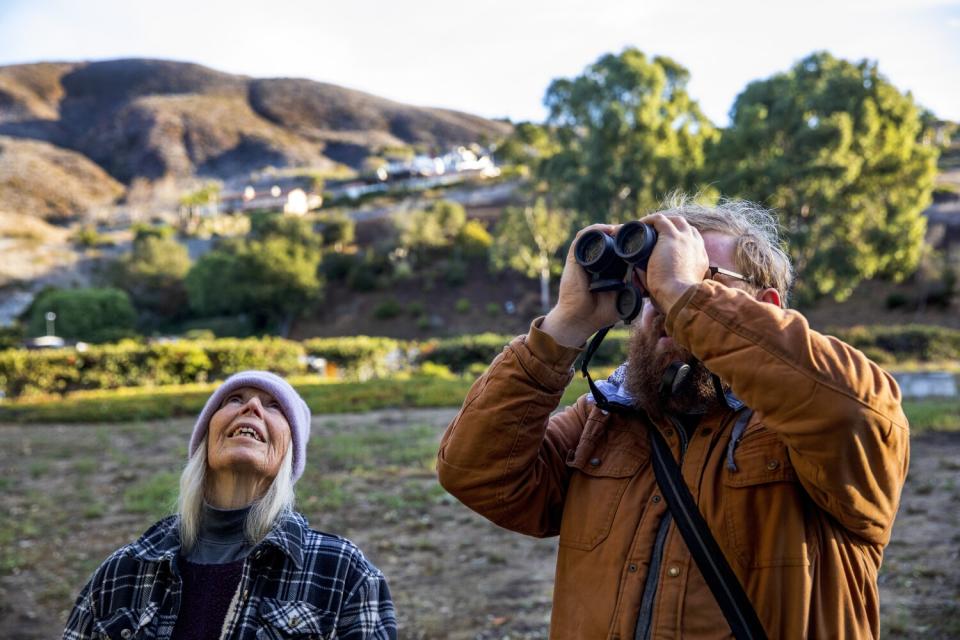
left=205, top=470, right=270, bottom=509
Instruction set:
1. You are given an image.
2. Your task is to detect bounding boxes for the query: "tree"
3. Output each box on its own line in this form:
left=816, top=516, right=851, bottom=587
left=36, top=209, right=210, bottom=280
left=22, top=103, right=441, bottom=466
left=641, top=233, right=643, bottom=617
left=493, top=122, right=559, bottom=176
left=185, top=236, right=322, bottom=334
left=396, top=200, right=468, bottom=253
left=491, top=198, right=573, bottom=313
left=26, top=288, right=137, bottom=343
left=711, top=52, right=939, bottom=302
left=541, top=48, right=717, bottom=226
left=112, top=231, right=191, bottom=322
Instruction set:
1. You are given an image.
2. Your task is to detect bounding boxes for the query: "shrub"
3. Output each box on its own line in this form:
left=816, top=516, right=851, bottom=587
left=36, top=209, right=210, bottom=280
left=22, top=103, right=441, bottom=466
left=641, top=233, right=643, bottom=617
left=456, top=220, right=493, bottom=258
left=417, top=333, right=513, bottom=372
left=0, top=337, right=305, bottom=398
left=303, top=336, right=403, bottom=379
left=444, top=260, right=468, bottom=287
left=418, top=361, right=457, bottom=379
left=831, top=325, right=960, bottom=362
left=885, top=293, right=910, bottom=310
left=373, top=299, right=403, bottom=320
left=485, top=302, right=501, bottom=317
left=25, top=288, right=137, bottom=343
left=321, top=252, right=358, bottom=281
left=454, top=298, right=471, bottom=314
left=407, top=302, right=425, bottom=318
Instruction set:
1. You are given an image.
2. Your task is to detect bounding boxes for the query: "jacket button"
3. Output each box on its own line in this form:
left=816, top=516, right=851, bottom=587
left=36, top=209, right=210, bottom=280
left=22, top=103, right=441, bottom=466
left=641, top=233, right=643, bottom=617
left=589, top=457, right=601, bottom=467
left=667, top=566, right=680, bottom=577
left=652, top=495, right=661, bottom=503
left=767, top=460, right=780, bottom=470
left=120, top=630, right=133, bottom=640
left=290, top=616, right=301, bottom=627
left=628, top=563, right=638, bottom=572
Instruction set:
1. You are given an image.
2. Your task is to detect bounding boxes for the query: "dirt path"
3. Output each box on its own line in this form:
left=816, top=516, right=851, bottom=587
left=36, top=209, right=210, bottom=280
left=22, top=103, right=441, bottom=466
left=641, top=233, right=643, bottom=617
left=0, top=409, right=957, bottom=638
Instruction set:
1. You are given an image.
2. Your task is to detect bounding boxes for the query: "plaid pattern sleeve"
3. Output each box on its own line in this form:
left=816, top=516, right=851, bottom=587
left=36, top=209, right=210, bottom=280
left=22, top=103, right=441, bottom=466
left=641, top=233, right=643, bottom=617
left=62, top=513, right=397, bottom=639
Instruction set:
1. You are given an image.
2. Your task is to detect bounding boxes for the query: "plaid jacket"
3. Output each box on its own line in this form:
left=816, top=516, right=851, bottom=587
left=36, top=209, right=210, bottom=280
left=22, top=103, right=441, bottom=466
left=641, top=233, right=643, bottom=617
left=63, top=511, right=397, bottom=640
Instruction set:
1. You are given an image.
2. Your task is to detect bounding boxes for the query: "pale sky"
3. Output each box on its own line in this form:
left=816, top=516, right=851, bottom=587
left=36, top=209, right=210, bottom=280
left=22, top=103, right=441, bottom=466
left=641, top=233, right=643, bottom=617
left=0, top=0, right=957, bottom=125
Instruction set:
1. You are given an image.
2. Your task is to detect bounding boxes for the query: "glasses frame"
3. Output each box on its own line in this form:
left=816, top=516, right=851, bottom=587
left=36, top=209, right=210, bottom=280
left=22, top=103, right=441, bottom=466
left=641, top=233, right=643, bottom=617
left=708, top=265, right=754, bottom=285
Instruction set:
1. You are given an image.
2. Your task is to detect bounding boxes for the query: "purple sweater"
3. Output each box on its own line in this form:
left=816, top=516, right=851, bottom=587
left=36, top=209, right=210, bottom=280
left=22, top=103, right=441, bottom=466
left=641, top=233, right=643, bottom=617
left=170, top=503, right=251, bottom=639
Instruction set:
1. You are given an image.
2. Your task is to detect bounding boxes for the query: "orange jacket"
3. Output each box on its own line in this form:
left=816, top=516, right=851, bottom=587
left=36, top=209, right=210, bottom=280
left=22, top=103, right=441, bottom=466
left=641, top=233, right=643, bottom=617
left=438, top=281, right=909, bottom=639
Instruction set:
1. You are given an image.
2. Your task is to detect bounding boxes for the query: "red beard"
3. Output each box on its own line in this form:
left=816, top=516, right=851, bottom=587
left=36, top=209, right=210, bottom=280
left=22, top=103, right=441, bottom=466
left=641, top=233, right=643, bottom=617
left=623, top=314, right=718, bottom=416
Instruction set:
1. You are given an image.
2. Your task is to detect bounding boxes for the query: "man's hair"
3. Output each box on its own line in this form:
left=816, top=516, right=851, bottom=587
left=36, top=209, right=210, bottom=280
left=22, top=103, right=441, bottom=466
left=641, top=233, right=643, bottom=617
left=177, top=438, right=295, bottom=550
left=657, top=193, right=794, bottom=306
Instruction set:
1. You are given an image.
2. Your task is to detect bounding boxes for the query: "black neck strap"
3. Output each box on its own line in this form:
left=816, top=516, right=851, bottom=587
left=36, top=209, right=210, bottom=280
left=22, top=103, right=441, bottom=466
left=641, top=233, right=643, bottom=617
left=581, top=325, right=628, bottom=413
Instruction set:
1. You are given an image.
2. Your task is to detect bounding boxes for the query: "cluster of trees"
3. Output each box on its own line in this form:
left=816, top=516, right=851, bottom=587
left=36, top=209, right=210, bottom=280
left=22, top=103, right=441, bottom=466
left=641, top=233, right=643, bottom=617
left=500, top=49, right=944, bottom=303
left=27, top=201, right=546, bottom=343
left=20, top=49, right=951, bottom=345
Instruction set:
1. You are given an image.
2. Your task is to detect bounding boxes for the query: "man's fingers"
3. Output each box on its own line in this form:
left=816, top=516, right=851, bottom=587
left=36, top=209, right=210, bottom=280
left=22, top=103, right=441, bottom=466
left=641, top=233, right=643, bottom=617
left=639, top=213, right=680, bottom=235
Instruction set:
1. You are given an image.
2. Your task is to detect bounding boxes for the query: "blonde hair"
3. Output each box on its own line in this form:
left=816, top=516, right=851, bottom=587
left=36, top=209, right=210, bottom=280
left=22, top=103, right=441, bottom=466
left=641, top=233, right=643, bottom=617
left=657, top=193, right=794, bottom=306
left=177, top=438, right=295, bottom=551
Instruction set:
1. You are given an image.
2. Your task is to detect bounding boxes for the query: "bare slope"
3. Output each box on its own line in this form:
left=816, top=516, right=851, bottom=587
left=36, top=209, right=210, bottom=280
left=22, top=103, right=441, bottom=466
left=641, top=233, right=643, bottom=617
left=0, top=59, right=511, bottom=219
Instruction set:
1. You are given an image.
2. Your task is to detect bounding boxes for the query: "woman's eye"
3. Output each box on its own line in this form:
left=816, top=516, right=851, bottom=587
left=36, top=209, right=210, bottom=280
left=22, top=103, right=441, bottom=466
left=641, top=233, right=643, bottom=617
left=226, top=395, right=243, bottom=404
left=267, top=402, right=281, bottom=411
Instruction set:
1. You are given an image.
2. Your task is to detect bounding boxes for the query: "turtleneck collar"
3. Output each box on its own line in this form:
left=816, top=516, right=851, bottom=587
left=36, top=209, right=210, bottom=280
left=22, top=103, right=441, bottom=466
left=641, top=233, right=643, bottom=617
left=199, top=502, right=251, bottom=544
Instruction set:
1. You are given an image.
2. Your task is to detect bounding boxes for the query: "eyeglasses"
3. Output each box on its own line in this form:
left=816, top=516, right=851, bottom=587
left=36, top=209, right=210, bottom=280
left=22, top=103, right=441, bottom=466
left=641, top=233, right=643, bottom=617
left=708, top=265, right=754, bottom=285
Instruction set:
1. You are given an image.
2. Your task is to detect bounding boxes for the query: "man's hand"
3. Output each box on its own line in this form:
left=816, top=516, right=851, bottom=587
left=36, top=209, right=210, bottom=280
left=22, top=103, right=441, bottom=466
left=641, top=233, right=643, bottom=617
left=637, top=213, right=710, bottom=312
left=541, top=224, right=623, bottom=348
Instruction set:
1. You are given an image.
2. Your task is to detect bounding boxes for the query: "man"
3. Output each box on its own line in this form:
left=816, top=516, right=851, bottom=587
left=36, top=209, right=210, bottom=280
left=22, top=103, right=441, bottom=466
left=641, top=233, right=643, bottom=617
left=437, top=197, right=909, bottom=639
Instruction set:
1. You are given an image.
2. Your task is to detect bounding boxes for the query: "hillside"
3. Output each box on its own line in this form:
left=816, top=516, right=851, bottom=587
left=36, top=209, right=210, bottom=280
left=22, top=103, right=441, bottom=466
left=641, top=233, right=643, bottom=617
left=0, top=59, right=511, bottom=220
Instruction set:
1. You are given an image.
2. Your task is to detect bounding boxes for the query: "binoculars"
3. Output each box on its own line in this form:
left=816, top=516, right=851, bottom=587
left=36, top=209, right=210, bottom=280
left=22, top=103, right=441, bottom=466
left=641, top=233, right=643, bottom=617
left=573, top=221, right=658, bottom=323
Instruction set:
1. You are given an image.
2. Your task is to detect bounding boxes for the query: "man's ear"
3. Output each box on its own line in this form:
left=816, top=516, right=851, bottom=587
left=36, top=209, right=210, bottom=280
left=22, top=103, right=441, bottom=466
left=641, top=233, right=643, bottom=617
left=757, top=287, right=782, bottom=308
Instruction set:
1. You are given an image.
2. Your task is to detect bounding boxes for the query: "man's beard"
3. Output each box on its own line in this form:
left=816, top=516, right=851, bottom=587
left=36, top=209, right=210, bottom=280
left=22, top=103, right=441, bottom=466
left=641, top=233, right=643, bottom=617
left=623, top=315, right=718, bottom=416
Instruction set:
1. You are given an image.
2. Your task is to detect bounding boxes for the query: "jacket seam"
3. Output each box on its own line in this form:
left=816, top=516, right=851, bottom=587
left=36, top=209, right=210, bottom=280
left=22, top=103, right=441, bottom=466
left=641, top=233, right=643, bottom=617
left=496, top=399, right=535, bottom=512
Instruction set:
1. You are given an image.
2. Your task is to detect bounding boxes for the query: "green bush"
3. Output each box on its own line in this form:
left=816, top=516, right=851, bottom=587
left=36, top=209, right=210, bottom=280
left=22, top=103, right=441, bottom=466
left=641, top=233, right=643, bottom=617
left=454, top=298, right=471, bottom=314
left=302, top=336, right=402, bottom=379
left=0, top=337, right=305, bottom=398
left=407, top=302, right=425, bottom=318
left=831, top=325, right=960, bottom=362
left=417, top=333, right=513, bottom=372
left=373, top=299, right=403, bottom=320
left=25, top=288, right=137, bottom=343
left=444, top=260, right=468, bottom=287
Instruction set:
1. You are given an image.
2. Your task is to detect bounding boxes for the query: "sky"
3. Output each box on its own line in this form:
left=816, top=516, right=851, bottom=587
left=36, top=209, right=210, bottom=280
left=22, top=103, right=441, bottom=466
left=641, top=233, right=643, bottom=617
left=0, top=0, right=957, bottom=126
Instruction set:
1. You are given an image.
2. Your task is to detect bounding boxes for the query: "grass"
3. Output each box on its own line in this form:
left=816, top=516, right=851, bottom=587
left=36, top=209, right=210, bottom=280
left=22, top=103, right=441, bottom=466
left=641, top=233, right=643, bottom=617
left=902, top=399, right=960, bottom=434
left=0, top=371, right=954, bottom=435
left=320, top=423, right=440, bottom=472
left=0, top=376, right=488, bottom=424
left=123, top=471, right=179, bottom=520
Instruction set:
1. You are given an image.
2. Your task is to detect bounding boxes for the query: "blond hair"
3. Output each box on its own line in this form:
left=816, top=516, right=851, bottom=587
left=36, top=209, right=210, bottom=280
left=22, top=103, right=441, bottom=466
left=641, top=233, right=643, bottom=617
left=657, top=193, right=794, bottom=306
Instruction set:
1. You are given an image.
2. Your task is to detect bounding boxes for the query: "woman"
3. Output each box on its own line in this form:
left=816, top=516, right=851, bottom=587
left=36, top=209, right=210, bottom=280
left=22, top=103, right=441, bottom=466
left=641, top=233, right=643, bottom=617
left=63, top=370, right=396, bottom=639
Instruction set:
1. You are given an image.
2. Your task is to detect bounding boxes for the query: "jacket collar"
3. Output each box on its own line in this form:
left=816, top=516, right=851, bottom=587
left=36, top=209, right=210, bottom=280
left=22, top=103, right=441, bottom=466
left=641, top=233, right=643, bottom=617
left=127, top=511, right=307, bottom=569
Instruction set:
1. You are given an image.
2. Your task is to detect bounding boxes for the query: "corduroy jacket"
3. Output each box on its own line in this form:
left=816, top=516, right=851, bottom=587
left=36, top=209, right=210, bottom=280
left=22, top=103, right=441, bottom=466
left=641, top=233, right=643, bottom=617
left=437, top=280, right=909, bottom=639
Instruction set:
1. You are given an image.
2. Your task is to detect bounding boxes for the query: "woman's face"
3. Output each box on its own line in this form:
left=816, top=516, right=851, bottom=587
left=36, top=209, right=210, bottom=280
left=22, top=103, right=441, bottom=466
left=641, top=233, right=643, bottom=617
left=206, top=386, right=291, bottom=484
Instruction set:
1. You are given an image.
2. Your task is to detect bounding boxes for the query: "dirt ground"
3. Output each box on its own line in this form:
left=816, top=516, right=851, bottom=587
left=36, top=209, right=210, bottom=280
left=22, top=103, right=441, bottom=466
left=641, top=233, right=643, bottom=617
left=0, top=409, right=958, bottom=639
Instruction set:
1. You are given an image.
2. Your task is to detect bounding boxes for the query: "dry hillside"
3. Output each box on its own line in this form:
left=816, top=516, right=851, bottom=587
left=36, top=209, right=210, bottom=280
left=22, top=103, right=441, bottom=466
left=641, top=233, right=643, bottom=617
left=0, top=59, right=511, bottom=220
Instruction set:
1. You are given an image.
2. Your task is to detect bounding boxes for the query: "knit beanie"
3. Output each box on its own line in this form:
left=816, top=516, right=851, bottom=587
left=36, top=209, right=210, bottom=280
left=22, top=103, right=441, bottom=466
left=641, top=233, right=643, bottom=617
left=189, top=371, right=312, bottom=483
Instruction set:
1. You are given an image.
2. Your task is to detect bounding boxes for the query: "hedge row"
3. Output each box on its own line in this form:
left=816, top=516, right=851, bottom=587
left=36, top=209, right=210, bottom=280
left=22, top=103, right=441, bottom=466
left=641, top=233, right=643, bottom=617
left=830, top=325, right=960, bottom=364
left=2, top=324, right=956, bottom=399
left=0, top=338, right=304, bottom=398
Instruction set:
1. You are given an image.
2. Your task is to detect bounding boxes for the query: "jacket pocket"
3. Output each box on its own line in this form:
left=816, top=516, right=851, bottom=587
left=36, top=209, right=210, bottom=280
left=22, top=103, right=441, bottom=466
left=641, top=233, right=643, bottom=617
left=723, top=427, right=815, bottom=568
left=93, top=602, right=159, bottom=639
left=559, top=429, right=647, bottom=551
left=256, top=598, right=337, bottom=639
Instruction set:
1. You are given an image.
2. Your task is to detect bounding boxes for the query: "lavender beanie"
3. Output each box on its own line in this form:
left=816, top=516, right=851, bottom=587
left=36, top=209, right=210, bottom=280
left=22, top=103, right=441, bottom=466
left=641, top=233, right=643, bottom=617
left=189, top=371, right=312, bottom=483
